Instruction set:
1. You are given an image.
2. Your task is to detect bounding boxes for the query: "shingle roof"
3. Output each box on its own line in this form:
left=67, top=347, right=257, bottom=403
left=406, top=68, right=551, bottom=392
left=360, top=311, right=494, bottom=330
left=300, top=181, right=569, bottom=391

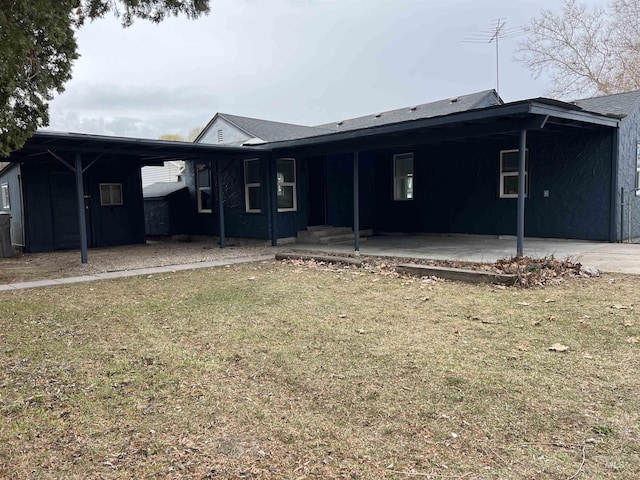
left=209, top=90, right=502, bottom=144
left=573, top=90, right=640, bottom=118
left=218, top=113, right=335, bottom=142
left=315, top=90, right=502, bottom=132
left=143, top=181, right=187, bottom=199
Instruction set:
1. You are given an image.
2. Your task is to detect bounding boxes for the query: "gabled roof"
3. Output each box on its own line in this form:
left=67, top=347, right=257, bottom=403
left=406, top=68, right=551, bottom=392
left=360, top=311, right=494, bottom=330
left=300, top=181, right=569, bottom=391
left=143, top=181, right=187, bottom=199
left=217, top=113, right=335, bottom=143
left=316, top=90, right=502, bottom=132
left=572, top=89, right=640, bottom=119
left=197, top=90, right=503, bottom=146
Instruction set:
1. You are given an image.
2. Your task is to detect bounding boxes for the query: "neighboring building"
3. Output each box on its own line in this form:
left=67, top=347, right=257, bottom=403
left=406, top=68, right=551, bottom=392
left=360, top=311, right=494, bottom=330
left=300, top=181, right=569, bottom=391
left=143, top=181, right=192, bottom=236
left=4, top=89, right=640, bottom=257
left=141, top=160, right=185, bottom=188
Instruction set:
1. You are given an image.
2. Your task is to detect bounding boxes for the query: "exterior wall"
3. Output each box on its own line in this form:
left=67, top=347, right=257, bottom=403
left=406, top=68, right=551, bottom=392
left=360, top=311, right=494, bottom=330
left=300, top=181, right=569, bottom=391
left=144, top=188, right=192, bottom=236
left=184, top=156, right=270, bottom=239
left=141, top=160, right=184, bottom=188
left=184, top=155, right=309, bottom=240
left=86, top=157, right=146, bottom=248
left=20, top=157, right=146, bottom=252
left=198, top=117, right=252, bottom=145
left=369, top=129, right=613, bottom=241
left=617, top=105, right=640, bottom=240
left=0, top=163, right=24, bottom=246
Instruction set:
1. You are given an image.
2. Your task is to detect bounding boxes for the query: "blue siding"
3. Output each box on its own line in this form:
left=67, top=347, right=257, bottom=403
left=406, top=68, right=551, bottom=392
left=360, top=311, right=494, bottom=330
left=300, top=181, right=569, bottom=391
left=20, top=157, right=146, bottom=253
left=368, top=130, right=612, bottom=241
left=617, top=103, right=640, bottom=240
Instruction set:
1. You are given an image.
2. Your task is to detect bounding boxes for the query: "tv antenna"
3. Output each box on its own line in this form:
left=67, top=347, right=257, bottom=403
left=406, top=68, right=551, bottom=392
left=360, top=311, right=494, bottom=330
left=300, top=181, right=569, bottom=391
left=463, top=19, right=525, bottom=95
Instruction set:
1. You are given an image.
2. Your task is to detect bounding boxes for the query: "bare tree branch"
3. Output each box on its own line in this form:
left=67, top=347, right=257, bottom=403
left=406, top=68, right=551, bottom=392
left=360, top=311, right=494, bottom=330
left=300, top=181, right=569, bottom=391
left=516, top=0, right=640, bottom=98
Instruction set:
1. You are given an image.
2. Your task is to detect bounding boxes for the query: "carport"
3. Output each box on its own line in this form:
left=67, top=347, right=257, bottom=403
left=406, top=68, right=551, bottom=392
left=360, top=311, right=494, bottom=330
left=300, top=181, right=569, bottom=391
left=6, top=131, right=265, bottom=263
left=269, top=98, right=620, bottom=255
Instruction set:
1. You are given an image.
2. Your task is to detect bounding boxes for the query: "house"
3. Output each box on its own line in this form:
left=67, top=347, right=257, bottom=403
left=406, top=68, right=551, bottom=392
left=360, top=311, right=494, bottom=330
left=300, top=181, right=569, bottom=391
left=185, top=89, right=640, bottom=251
left=141, top=160, right=185, bottom=188
left=3, top=88, right=640, bottom=262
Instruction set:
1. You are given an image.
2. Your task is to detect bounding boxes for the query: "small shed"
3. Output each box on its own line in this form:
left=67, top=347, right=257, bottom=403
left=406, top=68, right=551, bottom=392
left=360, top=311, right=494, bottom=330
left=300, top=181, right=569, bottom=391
left=143, top=181, right=193, bottom=236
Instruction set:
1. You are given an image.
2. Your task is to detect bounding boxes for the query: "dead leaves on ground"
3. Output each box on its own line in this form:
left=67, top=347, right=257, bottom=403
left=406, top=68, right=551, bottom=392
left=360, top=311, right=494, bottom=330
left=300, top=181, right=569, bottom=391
left=280, top=254, right=594, bottom=289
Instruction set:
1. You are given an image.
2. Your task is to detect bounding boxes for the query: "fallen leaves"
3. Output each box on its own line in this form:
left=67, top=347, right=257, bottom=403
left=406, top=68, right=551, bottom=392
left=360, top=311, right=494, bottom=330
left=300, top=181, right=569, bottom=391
left=280, top=254, right=590, bottom=288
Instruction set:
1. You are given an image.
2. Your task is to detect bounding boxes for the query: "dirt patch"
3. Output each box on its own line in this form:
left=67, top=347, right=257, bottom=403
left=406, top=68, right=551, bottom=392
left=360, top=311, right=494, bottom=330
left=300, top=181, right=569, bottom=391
left=0, top=238, right=278, bottom=284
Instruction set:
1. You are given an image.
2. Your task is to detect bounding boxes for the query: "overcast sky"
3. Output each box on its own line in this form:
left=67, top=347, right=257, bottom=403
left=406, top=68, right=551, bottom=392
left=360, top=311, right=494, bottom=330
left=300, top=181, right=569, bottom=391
left=46, top=0, right=595, bottom=139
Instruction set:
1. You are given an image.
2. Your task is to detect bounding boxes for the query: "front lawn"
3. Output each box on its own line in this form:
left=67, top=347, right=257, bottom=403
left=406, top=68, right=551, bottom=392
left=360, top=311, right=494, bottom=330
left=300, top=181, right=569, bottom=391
left=1, top=260, right=639, bottom=478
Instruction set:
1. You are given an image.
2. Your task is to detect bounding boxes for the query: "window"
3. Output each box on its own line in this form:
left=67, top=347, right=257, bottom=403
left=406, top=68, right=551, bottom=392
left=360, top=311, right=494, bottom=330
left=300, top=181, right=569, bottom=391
left=99, top=183, right=123, bottom=206
left=196, top=162, right=212, bottom=213
left=500, top=149, right=529, bottom=198
left=1, top=184, right=9, bottom=210
left=244, top=159, right=261, bottom=213
left=393, top=153, right=414, bottom=200
left=277, top=158, right=297, bottom=211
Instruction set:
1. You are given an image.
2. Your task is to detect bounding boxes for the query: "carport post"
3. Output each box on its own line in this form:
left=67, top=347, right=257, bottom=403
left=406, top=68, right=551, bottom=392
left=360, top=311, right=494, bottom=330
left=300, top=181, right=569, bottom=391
left=75, top=152, right=88, bottom=264
left=353, top=151, right=360, bottom=252
left=517, top=129, right=527, bottom=256
left=216, top=158, right=226, bottom=248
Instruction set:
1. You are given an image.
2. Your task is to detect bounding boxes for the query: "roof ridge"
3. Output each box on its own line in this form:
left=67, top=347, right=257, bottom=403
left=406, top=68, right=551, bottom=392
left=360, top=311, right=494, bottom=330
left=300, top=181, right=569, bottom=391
left=468, top=89, right=503, bottom=108
left=219, top=112, right=332, bottom=130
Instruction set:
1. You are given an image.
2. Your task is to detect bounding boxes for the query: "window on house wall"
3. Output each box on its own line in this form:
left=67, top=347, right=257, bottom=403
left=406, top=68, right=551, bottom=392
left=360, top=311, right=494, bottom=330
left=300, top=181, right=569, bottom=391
left=196, top=163, right=212, bottom=213
left=99, top=183, right=123, bottom=206
left=393, top=153, right=414, bottom=201
left=1, top=184, right=9, bottom=209
left=244, top=159, right=261, bottom=213
left=500, top=149, right=529, bottom=198
left=277, top=158, right=297, bottom=211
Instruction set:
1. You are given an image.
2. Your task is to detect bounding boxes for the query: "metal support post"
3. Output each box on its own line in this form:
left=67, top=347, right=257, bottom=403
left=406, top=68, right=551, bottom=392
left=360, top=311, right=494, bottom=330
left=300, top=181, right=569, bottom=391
left=353, top=151, right=360, bottom=253
left=74, top=152, right=88, bottom=264
left=516, top=130, right=527, bottom=256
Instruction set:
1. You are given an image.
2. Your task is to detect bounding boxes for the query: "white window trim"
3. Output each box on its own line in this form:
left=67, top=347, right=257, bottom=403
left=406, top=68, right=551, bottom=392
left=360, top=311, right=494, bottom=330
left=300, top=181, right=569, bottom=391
left=499, top=149, right=529, bottom=199
left=393, top=152, right=414, bottom=201
left=277, top=158, right=297, bottom=212
left=1, top=184, right=9, bottom=210
left=99, top=183, right=123, bottom=206
left=196, top=163, right=212, bottom=213
left=244, top=158, right=261, bottom=213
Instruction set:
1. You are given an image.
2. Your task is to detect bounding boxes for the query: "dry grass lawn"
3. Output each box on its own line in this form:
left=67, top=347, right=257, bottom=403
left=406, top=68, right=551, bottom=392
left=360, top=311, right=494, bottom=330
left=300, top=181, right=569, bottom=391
left=1, top=259, right=639, bottom=479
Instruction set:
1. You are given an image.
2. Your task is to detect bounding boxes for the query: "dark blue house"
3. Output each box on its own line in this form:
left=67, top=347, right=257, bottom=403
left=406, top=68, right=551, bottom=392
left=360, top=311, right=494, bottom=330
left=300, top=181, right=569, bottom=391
left=186, top=89, right=640, bottom=252
left=3, top=89, right=640, bottom=262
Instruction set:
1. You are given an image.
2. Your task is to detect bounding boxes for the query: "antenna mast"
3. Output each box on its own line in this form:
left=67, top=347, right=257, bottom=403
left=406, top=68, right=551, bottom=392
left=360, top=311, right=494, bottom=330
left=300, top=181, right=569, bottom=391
left=464, top=19, right=524, bottom=96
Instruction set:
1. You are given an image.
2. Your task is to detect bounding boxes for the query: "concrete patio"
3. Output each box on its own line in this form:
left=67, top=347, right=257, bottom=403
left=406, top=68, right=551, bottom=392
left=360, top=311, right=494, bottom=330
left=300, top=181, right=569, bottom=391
left=285, top=234, right=640, bottom=274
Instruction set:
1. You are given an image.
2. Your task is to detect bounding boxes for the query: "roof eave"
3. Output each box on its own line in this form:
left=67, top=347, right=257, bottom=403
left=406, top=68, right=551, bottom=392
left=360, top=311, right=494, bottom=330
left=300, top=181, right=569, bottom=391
left=266, top=100, right=619, bottom=151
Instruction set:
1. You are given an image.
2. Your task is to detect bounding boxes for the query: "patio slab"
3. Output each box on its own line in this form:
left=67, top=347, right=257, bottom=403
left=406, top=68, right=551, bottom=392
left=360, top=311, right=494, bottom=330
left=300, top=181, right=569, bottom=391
left=284, top=235, right=640, bottom=274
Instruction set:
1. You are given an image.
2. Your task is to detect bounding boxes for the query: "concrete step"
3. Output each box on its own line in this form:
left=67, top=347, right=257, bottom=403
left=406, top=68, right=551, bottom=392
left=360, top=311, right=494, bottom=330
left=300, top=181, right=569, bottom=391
left=297, top=226, right=374, bottom=244
left=318, top=233, right=355, bottom=244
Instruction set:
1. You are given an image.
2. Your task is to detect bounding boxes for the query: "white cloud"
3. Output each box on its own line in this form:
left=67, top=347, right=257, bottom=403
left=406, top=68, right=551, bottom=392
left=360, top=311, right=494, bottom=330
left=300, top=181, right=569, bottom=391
left=47, top=0, right=567, bottom=137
